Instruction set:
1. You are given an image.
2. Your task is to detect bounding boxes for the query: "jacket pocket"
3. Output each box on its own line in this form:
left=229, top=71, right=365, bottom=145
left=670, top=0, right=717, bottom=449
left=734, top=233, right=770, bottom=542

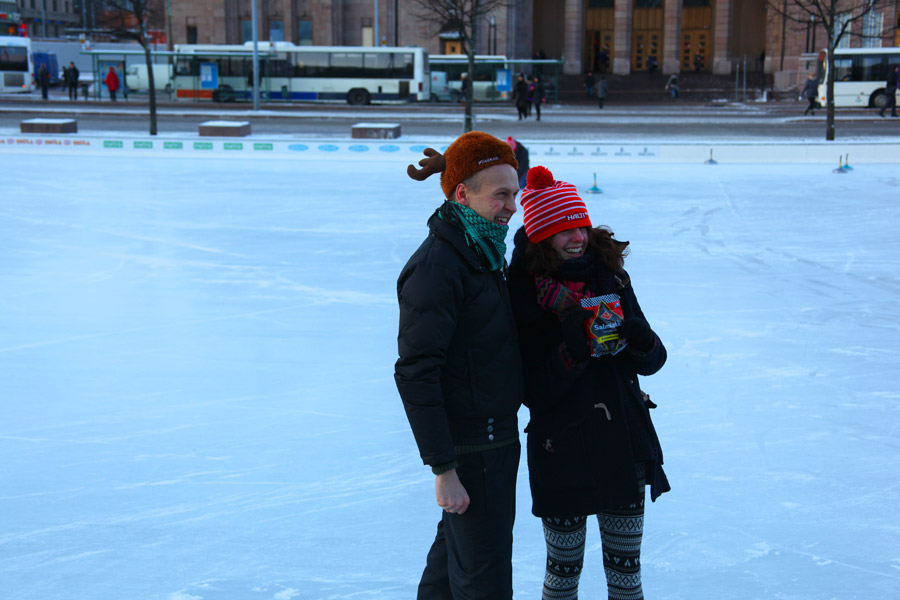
left=528, top=422, right=596, bottom=492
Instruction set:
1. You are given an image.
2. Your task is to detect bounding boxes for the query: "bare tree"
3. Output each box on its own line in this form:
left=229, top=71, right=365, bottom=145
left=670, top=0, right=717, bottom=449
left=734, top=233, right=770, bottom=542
left=413, top=0, right=507, bottom=133
left=770, top=0, right=892, bottom=140
left=98, top=0, right=165, bottom=135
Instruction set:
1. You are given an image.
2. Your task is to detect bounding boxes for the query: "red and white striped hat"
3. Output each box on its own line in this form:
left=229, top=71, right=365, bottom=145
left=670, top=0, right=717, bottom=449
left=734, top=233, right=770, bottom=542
left=520, top=166, right=592, bottom=243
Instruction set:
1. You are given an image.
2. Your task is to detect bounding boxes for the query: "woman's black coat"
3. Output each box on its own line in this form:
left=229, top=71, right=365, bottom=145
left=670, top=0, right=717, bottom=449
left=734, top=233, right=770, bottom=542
left=508, top=227, right=670, bottom=517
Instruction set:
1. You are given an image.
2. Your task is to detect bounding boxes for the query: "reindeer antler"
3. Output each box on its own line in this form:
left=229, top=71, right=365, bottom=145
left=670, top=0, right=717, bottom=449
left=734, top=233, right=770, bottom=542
left=407, top=147, right=446, bottom=181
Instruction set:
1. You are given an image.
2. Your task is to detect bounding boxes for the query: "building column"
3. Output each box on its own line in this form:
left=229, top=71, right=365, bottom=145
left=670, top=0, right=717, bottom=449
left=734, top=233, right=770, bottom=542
left=613, top=0, right=632, bottom=75
left=711, top=0, right=732, bottom=74
left=662, top=0, right=682, bottom=73
left=563, top=0, right=584, bottom=75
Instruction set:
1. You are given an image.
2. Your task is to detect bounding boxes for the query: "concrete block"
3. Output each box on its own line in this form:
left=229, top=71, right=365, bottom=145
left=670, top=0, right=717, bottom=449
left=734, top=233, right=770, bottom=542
left=198, top=121, right=251, bottom=137
left=351, top=123, right=401, bottom=139
left=20, top=118, right=78, bottom=134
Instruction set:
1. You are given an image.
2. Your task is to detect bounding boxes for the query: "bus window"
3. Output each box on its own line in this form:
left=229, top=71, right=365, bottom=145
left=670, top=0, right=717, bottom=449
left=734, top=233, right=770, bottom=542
left=330, top=52, right=364, bottom=78
left=365, top=52, right=391, bottom=78
left=393, top=53, right=414, bottom=78
left=855, top=56, right=885, bottom=82
left=294, top=51, right=328, bottom=77
left=833, top=58, right=852, bottom=82
left=175, top=58, right=198, bottom=76
left=0, top=45, right=27, bottom=71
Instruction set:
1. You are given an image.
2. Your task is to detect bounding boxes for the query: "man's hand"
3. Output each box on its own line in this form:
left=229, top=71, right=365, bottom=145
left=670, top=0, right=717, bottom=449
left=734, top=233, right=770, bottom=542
left=435, top=469, right=470, bottom=514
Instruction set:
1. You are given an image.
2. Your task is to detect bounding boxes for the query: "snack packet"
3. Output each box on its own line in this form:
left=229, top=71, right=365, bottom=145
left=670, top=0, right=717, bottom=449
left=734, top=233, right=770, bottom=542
left=581, top=294, right=628, bottom=357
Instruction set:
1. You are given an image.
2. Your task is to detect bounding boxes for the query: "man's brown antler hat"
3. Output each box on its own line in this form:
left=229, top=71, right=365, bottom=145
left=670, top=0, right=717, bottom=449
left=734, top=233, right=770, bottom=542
left=406, top=131, right=518, bottom=200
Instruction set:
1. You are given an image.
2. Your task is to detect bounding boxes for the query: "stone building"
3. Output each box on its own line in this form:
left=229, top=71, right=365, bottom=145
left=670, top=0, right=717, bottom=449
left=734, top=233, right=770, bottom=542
left=168, top=0, right=899, bottom=81
left=6, top=0, right=80, bottom=38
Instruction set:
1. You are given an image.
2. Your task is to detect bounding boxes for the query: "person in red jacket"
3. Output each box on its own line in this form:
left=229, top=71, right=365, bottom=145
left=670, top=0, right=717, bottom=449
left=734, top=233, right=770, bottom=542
left=105, top=66, right=120, bottom=102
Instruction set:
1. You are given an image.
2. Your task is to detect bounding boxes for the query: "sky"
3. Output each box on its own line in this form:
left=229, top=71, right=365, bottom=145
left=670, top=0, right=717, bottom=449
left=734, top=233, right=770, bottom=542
left=1, top=146, right=898, bottom=600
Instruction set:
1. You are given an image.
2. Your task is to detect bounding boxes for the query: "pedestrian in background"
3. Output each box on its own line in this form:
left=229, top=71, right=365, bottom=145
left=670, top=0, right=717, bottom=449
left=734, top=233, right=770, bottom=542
left=508, top=165, right=669, bottom=600
left=801, top=72, right=818, bottom=116
left=65, top=62, right=80, bottom=101
left=38, top=64, right=50, bottom=100
left=878, top=65, right=898, bottom=118
left=105, top=66, right=120, bottom=102
left=532, top=75, right=545, bottom=121
left=506, top=136, right=530, bottom=189
left=584, top=72, right=595, bottom=99
left=514, top=74, right=529, bottom=120
left=596, top=75, right=609, bottom=109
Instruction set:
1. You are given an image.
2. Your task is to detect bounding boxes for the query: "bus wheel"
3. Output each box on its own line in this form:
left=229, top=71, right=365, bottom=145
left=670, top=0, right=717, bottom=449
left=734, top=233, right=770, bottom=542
left=347, top=88, right=370, bottom=105
left=870, top=90, right=889, bottom=109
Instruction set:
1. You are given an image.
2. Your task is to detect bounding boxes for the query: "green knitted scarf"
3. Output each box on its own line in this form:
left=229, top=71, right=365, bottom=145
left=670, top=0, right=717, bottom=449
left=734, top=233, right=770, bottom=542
left=442, top=202, right=508, bottom=272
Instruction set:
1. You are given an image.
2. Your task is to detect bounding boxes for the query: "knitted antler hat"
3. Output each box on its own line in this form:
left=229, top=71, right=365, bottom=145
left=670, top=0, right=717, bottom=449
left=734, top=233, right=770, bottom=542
left=407, top=131, right=518, bottom=200
left=520, top=166, right=592, bottom=243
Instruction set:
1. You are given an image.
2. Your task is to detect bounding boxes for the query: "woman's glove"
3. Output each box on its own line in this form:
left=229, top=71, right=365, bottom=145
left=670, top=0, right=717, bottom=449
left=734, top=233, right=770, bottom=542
left=619, top=318, right=656, bottom=352
left=560, top=308, right=593, bottom=362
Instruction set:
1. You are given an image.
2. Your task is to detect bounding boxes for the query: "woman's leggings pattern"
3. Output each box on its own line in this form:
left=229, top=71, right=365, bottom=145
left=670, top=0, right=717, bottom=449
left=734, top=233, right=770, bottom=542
left=541, top=467, right=647, bottom=600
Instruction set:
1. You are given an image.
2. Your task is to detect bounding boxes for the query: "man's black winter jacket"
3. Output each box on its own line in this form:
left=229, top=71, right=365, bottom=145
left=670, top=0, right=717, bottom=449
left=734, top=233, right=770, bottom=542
left=395, top=203, right=524, bottom=470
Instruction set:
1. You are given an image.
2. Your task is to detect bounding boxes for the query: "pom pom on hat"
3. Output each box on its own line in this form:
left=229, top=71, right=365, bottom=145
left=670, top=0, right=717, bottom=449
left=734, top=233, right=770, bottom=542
left=520, top=166, right=592, bottom=243
left=526, top=165, right=555, bottom=190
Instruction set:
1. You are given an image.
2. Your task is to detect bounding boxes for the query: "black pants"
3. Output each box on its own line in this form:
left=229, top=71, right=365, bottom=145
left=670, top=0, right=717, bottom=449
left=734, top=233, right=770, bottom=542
left=418, top=441, right=520, bottom=600
left=879, top=89, right=897, bottom=116
left=804, top=98, right=816, bottom=115
left=534, top=101, right=541, bottom=120
left=40, top=85, right=48, bottom=100
left=109, top=89, right=117, bottom=101
left=68, top=84, right=78, bottom=100
left=517, top=105, right=528, bottom=120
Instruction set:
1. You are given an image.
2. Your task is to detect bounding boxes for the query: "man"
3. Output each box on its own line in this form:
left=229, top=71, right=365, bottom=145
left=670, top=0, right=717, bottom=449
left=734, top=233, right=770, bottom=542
left=65, top=62, right=80, bottom=101
left=532, top=75, right=545, bottom=121
left=584, top=71, right=595, bottom=98
left=396, top=131, right=524, bottom=600
left=879, top=65, right=898, bottom=118
left=514, top=74, right=528, bottom=120
left=37, top=64, right=50, bottom=100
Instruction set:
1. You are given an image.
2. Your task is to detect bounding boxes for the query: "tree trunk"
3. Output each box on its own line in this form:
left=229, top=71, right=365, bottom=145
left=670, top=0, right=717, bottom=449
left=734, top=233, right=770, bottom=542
left=825, top=37, right=835, bottom=141
left=465, top=46, right=474, bottom=132
left=142, top=42, right=158, bottom=136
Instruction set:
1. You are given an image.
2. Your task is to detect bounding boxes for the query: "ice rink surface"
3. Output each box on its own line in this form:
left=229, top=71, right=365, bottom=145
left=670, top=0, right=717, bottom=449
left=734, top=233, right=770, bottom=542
left=1, top=149, right=899, bottom=600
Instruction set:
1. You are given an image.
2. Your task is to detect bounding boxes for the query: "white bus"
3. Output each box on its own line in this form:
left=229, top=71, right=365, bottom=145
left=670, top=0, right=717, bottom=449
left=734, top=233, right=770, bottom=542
left=816, top=47, right=900, bottom=109
left=429, top=54, right=510, bottom=102
left=0, top=35, right=34, bottom=93
left=173, top=42, right=430, bottom=104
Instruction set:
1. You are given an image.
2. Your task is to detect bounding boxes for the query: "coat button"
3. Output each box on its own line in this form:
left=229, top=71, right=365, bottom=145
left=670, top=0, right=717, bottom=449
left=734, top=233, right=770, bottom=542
left=488, top=418, right=494, bottom=424
left=488, top=434, right=494, bottom=441
left=487, top=425, right=494, bottom=433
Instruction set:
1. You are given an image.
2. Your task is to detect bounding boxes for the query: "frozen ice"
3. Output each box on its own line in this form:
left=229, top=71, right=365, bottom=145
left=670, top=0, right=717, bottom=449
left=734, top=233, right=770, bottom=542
left=1, top=148, right=898, bottom=600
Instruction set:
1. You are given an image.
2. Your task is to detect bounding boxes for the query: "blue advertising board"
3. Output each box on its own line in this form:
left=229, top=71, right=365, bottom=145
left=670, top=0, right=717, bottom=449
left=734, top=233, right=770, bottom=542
left=200, top=63, right=218, bottom=89
left=496, top=68, right=512, bottom=93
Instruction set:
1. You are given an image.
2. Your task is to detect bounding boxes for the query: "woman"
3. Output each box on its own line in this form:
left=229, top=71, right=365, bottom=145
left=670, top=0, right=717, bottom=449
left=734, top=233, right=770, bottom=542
left=508, top=166, right=670, bottom=600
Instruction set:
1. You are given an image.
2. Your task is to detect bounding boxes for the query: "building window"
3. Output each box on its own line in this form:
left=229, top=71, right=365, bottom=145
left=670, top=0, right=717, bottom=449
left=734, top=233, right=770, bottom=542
left=241, top=19, right=253, bottom=43
left=53, top=0, right=57, bottom=10
left=187, top=25, right=198, bottom=44
left=298, top=19, right=312, bottom=45
left=834, top=12, right=851, bottom=47
left=862, top=11, right=883, bottom=47
left=270, top=20, right=284, bottom=41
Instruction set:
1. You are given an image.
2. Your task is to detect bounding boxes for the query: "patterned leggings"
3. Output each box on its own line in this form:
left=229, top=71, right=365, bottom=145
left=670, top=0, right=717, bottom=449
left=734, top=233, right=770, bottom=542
left=541, top=468, right=646, bottom=600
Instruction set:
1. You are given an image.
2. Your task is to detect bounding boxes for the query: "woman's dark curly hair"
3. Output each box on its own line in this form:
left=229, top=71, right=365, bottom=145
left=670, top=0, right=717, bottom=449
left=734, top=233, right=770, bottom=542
left=523, top=226, right=628, bottom=277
